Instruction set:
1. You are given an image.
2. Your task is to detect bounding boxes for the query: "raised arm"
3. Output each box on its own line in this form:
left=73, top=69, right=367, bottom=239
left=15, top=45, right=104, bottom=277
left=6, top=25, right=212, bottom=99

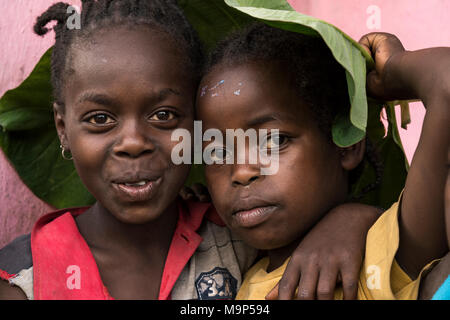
left=360, top=33, right=450, bottom=278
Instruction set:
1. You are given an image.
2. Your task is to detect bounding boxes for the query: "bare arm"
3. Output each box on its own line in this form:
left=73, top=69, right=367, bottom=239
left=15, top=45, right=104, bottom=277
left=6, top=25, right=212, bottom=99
left=0, top=280, right=27, bottom=300
left=360, top=34, right=450, bottom=278
left=268, top=203, right=382, bottom=300
left=391, top=48, right=450, bottom=277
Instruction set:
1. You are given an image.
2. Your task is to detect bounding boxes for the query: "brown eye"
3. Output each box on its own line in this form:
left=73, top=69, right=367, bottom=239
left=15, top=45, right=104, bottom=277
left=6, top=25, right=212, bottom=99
left=150, top=110, right=175, bottom=121
left=88, top=114, right=115, bottom=125
left=211, top=147, right=232, bottom=162
left=261, top=134, right=288, bottom=151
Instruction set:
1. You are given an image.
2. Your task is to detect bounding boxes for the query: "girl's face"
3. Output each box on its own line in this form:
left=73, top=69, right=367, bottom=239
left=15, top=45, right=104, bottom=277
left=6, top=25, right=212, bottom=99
left=55, top=26, right=195, bottom=224
left=197, top=62, right=362, bottom=250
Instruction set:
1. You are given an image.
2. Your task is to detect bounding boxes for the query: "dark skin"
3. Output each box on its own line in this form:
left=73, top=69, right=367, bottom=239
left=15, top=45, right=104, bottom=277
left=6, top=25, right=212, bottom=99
left=418, top=147, right=450, bottom=299
left=358, top=33, right=450, bottom=279
left=183, top=185, right=382, bottom=300
left=0, top=25, right=196, bottom=299
left=197, top=61, right=376, bottom=300
left=0, top=23, right=379, bottom=301
left=198, top=33, right=450, bottom=300
left=0, top=22, right=378, bottom=301
left=59, top=27, right=196, bottom=300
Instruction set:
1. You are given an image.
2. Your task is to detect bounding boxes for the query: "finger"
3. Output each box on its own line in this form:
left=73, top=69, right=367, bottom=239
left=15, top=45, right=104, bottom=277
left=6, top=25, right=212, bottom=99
left=277, top=259, right=302, bottom=300
left=317, top=266, right=338, bottom=300
left=340, top=266, right=359, bottom=300
left=296, top=266, right=319, bottom=300
left=179, top=186, right=195, bottom=200
left=358, top=34, right=374, bottom=57
left=366, top=69, right=386, bottom=99
left=358, top=32, right=404, bottom=73
left=191, top=183, right=211, bottom=202
left=265, top=283, right=279, bottom=300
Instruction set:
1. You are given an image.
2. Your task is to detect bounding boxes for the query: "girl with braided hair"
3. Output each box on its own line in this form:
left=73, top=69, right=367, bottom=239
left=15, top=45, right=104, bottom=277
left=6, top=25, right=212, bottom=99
left=0, top=0, right=410, bottom=300
left=0, top=0, right=259, bottom=300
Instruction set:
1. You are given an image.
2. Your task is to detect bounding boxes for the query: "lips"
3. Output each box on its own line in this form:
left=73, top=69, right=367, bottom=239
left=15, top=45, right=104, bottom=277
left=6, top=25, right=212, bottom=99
left=231, top=200, right=278, bottom=228
left=111, top=176, right=162, bottom=202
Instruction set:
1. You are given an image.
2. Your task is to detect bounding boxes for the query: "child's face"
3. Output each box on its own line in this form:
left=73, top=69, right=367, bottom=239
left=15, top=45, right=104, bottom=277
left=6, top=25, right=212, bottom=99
left=197, top=62, right=350, bottom=250
left=56, top=26, right=195, bottom=224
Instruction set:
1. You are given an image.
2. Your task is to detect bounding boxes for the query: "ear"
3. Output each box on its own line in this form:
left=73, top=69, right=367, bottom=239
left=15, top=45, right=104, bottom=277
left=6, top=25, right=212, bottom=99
left=53, top=102, right=68, bottom=149
left=339, top=138, right=366, bottom=171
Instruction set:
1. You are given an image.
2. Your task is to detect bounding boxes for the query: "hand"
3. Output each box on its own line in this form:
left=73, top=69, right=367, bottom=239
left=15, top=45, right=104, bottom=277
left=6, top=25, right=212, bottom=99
left=359, top=32, right=406, bottom=101
left=265, top=203, right=383, bottom=300
left=179, top=183, right=211, bottom=202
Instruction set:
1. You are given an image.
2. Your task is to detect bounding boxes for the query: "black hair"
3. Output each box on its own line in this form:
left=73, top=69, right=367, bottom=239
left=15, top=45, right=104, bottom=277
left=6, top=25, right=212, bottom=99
left=34, top=0, right=204, bottom=107
left=205, top=23, right=383, bottom=198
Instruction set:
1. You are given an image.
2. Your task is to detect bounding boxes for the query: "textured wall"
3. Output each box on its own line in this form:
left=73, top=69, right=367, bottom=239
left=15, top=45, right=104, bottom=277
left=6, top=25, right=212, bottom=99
left=0, top=0, right=449, bottom=247
left=0, top=0, right=81, bottom=247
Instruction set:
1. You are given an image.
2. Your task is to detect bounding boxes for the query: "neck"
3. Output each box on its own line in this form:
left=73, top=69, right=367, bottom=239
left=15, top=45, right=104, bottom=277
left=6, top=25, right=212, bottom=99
left=76, top=201, right=179, bottom=255
left=266, top=238, right=302, bottom=273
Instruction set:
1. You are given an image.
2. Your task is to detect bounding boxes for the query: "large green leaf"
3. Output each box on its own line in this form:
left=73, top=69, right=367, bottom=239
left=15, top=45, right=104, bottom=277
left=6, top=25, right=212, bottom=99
left=178, top=0, right=254, bottom=52
left=224, top=0, right=407, bottom=207
left=0, top=49, right=95, bottom=208
left=225, top=0, right=376, bottom=146
left=0, top=0, right=408, bottom=210
left=347, top=100, right=407, bottom=208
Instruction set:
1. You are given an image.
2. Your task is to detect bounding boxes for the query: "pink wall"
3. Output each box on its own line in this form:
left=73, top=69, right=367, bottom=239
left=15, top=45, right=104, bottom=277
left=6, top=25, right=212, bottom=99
left=0, top=0, right=449, bottom=247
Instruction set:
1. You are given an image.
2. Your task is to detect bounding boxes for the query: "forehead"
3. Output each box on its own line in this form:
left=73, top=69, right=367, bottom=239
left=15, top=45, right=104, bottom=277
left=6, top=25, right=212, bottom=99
left=197, top=62, right=311, bottom=129
left=66, top=26, right=191, bottom=93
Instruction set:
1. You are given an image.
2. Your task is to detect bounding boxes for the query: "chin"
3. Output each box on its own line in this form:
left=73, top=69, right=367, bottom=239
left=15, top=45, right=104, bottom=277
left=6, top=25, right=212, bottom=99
left=114, top=205, right=164, bottom=225
left=239, top=229, right=288, bottom=251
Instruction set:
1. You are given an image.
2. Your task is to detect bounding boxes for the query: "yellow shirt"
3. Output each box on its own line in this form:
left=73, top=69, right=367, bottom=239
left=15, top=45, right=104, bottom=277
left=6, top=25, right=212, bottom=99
left=236, top=201, right=439, bottom=300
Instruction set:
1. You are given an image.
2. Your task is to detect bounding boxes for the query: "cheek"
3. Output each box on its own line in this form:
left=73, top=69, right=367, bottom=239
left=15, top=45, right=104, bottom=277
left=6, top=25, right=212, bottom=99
left=68, top=133, right=109, bottom=182
left=205, top=166, right=229, bottom=210
left=157, top=131, right=192, bottom=193
left=276, top=140, right=342, bottom=211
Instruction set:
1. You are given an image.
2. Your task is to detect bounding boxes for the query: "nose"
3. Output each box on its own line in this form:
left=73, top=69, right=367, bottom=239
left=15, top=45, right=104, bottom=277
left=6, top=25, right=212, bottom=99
left=112, top=121, right=155, bottom=158
left=231, top=164, right=261, bottom=187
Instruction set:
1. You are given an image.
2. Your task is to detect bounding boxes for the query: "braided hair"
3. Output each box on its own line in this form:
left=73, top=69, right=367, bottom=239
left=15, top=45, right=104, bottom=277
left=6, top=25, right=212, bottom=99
left=34, top=0, right=204, bottom=107
left=205, top=23, right=384, bottom=198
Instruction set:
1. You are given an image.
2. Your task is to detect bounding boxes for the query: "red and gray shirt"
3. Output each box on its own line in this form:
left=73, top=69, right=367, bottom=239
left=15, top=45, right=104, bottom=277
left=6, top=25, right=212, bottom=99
left=0, top=199, right=257, bottom=300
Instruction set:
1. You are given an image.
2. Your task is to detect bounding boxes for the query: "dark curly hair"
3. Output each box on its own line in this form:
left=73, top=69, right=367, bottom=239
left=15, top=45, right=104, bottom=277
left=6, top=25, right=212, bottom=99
left=34, top=0, right=204, bottom=108
left=205, top=23, right=383, bottom=198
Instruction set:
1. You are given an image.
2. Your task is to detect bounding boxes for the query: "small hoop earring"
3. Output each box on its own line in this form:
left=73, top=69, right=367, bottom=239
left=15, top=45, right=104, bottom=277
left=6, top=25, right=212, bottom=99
left=60, top=145, right=73, bottom=160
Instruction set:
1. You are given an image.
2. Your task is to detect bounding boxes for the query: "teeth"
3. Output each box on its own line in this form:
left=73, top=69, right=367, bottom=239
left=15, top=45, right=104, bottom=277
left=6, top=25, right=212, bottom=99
left=124, top=180, right=147, bottom=187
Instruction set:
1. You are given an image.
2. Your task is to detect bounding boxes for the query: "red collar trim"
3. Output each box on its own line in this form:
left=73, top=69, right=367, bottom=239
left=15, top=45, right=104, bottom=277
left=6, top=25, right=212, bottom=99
left=32, top=207, right=112, bottom=300
left=31, top=200, right=222, bottom=300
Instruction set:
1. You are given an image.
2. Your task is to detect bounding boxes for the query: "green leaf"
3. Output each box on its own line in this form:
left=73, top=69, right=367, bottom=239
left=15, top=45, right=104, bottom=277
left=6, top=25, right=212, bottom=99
left=0, top=49, right=53, bottom=131
left=348, top=100, right=407, bottom=208
left=224, top=0, right=375, bottom=146
left=179, top=0, right=254, bottom=52
left=224, top=0, right=408, bottom=207
left=0, top=49, right=96, bottom=208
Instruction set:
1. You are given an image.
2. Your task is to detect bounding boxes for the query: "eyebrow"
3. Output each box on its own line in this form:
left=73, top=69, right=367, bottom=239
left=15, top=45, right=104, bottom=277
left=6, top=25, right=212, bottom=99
left=247, top=114, right=285, bottom=127
left=77, top=88, right=181, bottom=106
left=158, top=88, right=181, bottom=100
left=77, top=92, right=116, bottom=106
